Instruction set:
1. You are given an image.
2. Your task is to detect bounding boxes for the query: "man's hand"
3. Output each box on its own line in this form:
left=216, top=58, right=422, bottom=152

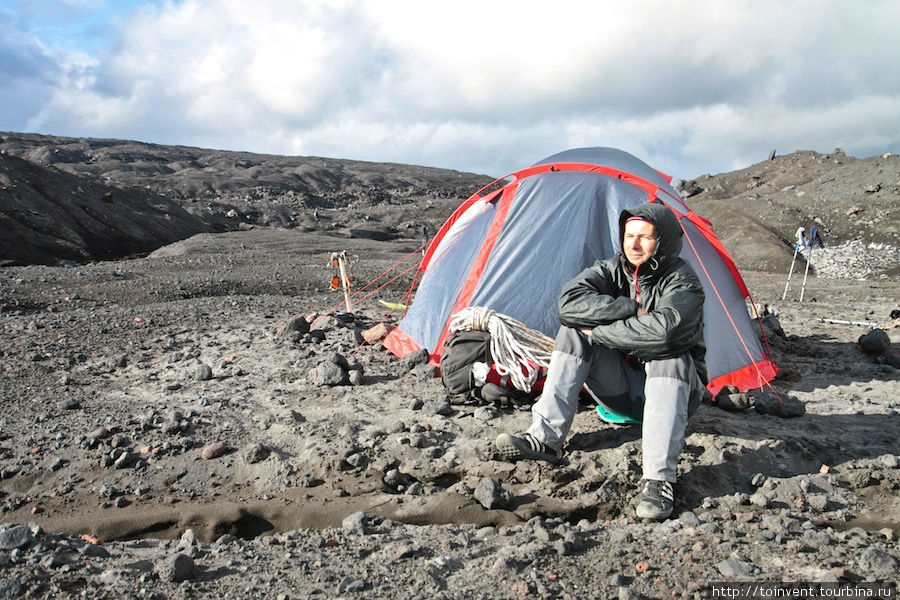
left=579, top=327, right=593, bottom=337
left=637, top=308, right=650, bottom=316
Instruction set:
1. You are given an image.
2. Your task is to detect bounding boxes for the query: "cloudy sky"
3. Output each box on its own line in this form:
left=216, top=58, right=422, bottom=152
left=2, top=0, right=899, bottom=179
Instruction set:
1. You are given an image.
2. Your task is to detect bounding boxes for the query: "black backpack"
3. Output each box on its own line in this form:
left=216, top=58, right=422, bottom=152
left=439, top=330, right=537, bottom=408
left=439, top=330, right=492, bottom=396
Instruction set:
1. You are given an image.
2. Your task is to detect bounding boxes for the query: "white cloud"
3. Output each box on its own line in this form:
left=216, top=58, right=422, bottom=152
left=6, top=0, right=900, bottom=178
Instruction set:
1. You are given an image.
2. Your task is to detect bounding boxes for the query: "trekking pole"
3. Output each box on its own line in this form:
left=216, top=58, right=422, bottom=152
left=337, top=251, right=354, bottom=312
left=781, top=244, right=801, bottom=301
left=799, top=244, right=814, bottom=303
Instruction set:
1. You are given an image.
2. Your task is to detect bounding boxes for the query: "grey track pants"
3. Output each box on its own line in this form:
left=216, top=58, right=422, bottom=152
left=527, top=326, right=703, bottom=482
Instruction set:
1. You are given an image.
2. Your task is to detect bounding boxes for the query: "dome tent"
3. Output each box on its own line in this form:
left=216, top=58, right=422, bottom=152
left=384, top=147, right=777, bottom=395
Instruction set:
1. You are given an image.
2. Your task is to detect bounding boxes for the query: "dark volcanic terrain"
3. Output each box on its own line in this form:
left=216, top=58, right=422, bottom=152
left=0, top=133, right=897, bottom=599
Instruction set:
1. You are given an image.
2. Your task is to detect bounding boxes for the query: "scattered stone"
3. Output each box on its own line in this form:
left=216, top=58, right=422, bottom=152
left=279, top=315, right=310, bottom=339
left=61, top=397, right=81, bottom=410
left=201, top=442, right=229, bottom=460
left=40, top=552, right=66, bottom=569
left=409, top=362, right=438, bottom=379
left=857, top=547, right=898, bottom=576
left=342, top=511, right=371, bottom=535
left=858, top=329, right=891, bottom=354
left=754, top=392, right=805, bottom=418
left=309, top=361, right=349, bottom=386
left=156, top=553, right=197, bottom=583
left=399, top=349, right=430, bottom=371
left=716, top=392, right=752, bottom=412
left=337, top=576, right=366, bottom=594
left=195, top=363, right=213, bottom=381
left=383, top=469, right=416, bottom=492
left=242, top=442, right=270, bottom=464
left=715, top=556, right=754, bottom=577
left=758, top=312, right=784, bottom=337
left=0, top=525, right=33, bottom=550
left=749, top=493, right=769, bottom=508
left=474, top=477, right=513, bottom=510
left=679, top=511, right=701, bottom=527
left=473, top=406, right=496, bottom=421
left=0, top=577, right=23, bottom=598
left=423, top=398, right=453, bottom=417
left=879, top=454, right=898, bottom=468
left=348, top=369, right=363, bottom=386
left=362, top=323, right=391, bottom=344
left=89, top=426, right=112, bottom=440
left=326, top=352, right=349, bottom=370
left=176, top=529, right=197, bottom=552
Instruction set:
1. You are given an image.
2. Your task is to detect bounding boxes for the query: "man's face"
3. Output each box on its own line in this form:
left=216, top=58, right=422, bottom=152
left=623, top=219, right=658, bottom=267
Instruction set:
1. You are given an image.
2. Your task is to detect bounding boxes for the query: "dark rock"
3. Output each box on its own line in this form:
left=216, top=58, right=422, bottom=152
left=326, top=352, right=349, bottom=370
left=309, top=361, right=349, bottom=386
left=399, top=349, right=430, bottom=371
left=0, top=526, right=32, bottom=550
left=40, top=552, right=66, bottom=569
left=753, top=392, right=805, bottom=418
left=410, top=363, right=438, bottom=379
left=0, top=577, right=23, bottom=599
left=716, top=393, right=752, bottom=412
left=474, top=477, right=513, bottom=510
left=858, top=329, right=891, bottom=354
left=759, top=313, right=784, bottom=337
left=280, top=315, right=310, bottom=338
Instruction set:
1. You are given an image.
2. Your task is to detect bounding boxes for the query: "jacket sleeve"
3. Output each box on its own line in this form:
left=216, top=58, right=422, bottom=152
left=588, top=272, right=705, bottom=360
left=557, top=263, right=640, bottom=328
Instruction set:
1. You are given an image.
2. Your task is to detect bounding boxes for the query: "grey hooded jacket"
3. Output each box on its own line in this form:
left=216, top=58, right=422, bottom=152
left=556, top=202, right=707, bottom=381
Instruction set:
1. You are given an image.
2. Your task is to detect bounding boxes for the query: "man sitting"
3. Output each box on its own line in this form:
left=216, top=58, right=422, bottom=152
left=495, top=202, right=707, bottom=520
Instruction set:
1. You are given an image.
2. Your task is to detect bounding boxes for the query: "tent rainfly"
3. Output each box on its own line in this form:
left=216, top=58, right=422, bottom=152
left=384, top=147, right=777, bottom=395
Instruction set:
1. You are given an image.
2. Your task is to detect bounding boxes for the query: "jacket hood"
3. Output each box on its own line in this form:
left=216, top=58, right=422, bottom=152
left=618, top=202, right=683, bottom=274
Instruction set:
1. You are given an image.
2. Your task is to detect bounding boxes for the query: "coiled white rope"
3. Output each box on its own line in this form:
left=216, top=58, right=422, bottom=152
left=448, top=306, right=554, bottom=392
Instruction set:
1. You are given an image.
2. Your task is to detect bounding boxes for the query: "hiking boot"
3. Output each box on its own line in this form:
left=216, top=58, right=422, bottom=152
left=635, top=479, right=675, bottom=520
left=495, top=433, right=562, bottom=464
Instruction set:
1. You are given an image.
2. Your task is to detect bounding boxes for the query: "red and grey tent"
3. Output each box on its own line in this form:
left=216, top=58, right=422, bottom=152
left=384, top=147, right=777, bottom=395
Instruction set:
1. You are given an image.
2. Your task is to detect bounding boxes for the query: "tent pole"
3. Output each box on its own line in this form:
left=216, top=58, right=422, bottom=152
left=799, top=245, right=813, bottom=303
left=781, top=245, right=800, bottom=301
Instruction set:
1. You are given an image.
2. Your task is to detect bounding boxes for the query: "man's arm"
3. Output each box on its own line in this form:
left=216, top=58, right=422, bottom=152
left=557, top=263, right=640, bottom=329
left=588, top=276, right=705, bottom=360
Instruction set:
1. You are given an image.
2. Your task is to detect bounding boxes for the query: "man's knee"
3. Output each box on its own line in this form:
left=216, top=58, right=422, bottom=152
left=553, top=326, right=592, bottom=360
left=644, top=355, right=695, bottom=383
